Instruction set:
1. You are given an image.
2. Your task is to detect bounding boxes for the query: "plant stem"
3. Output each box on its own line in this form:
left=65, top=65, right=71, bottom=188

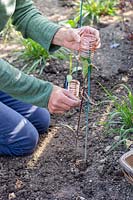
left=69, top=53, right=73, bottom=75
left=76, top=86, right=85, bottom=149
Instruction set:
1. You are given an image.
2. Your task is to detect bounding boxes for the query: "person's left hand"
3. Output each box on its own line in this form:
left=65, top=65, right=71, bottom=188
left=48, top=85, right=81, bottom=114
left=52, top=27, right=81, bottom=50
left=52, top=26, right=100, bottom=51
left=77, top=26, right=101, bottom=50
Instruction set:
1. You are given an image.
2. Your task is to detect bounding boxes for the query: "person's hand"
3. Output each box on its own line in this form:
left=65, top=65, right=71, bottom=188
left=48, top=86, right=81, bottom=114
left=52, top=27, right=81, bottom=50
left=77, top=26, right=101, bottom=49
left=52, top=26, right=100, bottom=51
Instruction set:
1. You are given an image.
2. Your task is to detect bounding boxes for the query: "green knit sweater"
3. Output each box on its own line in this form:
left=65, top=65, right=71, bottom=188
left=0, top=0, right=61, bottom=108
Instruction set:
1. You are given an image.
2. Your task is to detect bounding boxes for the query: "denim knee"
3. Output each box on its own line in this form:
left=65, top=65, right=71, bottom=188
left=30, top=108, right=51, bottom=134
left=9, top=120, right=39, bottom=156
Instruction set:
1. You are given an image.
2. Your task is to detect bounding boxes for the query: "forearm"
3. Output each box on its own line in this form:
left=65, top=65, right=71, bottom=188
left=0, top=59, right=53, bottom=108
left=12, top=0, right=61, bottom=52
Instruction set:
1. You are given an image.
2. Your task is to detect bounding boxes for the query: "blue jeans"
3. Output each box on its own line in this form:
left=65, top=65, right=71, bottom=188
left=0, top=91, right=50, bottom=156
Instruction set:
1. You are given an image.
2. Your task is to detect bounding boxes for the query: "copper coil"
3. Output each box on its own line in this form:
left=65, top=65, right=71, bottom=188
left=80, top=50, right=94, bottom=60
left=79, top=34, right=97, bottom=58
left=68, top=80, right=80, bottom=98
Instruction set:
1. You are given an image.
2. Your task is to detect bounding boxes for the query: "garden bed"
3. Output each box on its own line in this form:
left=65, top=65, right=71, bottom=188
left=0, top=0, right=133, bottom=199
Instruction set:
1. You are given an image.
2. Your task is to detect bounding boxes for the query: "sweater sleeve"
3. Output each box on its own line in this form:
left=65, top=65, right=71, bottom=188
left=0, top=59, right=53, bottom=108
left=12, top=0, right=61, bottom=52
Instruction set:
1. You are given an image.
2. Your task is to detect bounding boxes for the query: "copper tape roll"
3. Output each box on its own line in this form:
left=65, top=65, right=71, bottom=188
left=79, top=33, right=97, bottom=58
left=68, top=80, right=80, bottom=98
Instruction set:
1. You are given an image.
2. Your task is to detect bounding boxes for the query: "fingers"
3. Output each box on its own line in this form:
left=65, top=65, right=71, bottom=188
left=53, top=26, right=100, bottom=52
left=88, top=27, right=100, bottom=40
left=78, top=26, right=100, bottom=44
left=63, top=29, right=81, bottom=50
left=62, top=89, right=80, bottom=105
left=48, top=103, right=70, bottom=114
left=69, top=28, right=100, bottom=50
left=64, top=41, right=80, bottom=51
left=48, top=86, right=81, bottom=114
left=96, top=38, right=101, bottom=48
left=49, top=99, right=80, bottom=114
left=78, top=26, right=100, bottom=39
left=52, top=26, right=100, bottom=51
left=77, top=26, right=101, bottom=53
left=70, top=29, right=81, bottom=43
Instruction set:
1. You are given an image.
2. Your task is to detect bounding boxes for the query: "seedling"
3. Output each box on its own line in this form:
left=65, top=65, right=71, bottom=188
left=100, top=83, right=133, bottom=150
left=64, top=0, right=99, bottom=165
left=119, top=0, right=133, bottom=40
left=73, top=0, right=118, bottom=25
left=21, top=38, right=69, bottom=75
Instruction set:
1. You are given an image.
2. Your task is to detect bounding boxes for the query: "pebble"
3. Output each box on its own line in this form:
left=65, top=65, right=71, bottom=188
left=114, top=136, right=120, bottom=141
left=97, top=165, right=104, bottom=175
left=99, top=158, right=106, bottom=164
left=76, top=196, right=86, bottom=200
left=8, top=192, right=16, bottom=200
left=104, top=145, right=111, bottom=152
left=125, top=139, right=133, bottom=148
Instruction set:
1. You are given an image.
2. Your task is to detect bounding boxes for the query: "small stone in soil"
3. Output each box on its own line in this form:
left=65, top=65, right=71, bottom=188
left=114, top=136, right=120, bottom=141
left=97, top=165, right=104, bottom=176
left=99, top=158, right=106, bottom=164
left=104, top=145, right=112, bottom=152
left=8, top=192, right=16, bottom=200
left=75, top=159, right=88, bottom=171
left=76, top=196, right=86, bottom=200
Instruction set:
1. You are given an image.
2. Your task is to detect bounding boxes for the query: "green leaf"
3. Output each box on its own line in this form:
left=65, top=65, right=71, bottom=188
left=72, top=66, right=82, bottom=74
left=67, top=75, right=72, bottom=83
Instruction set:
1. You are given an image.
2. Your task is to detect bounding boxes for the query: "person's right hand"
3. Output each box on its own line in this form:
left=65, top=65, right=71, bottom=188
left=48, top=86, right=81, bottom=114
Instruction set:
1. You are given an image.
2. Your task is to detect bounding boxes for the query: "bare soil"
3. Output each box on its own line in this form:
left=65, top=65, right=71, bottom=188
left=0, top=1, right=133, bottom=200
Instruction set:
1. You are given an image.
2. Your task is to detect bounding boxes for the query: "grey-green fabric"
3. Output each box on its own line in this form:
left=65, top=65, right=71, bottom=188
left=0, top=0, right=61, bottom=108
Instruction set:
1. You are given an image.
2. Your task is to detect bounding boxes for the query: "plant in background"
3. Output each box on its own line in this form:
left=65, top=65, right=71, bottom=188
left=21, top=38, right=69, bottom=75
left=21, top=38, right=49, bottom=75
left=119, top=0, right=133, bottom=40
left=65, top=16, right=80, bottom=28
left=0, top=18, right=18, bottom=42
left=100, top=83, right=133, bottom=150
left=73, top=0, right=118, bottom=25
